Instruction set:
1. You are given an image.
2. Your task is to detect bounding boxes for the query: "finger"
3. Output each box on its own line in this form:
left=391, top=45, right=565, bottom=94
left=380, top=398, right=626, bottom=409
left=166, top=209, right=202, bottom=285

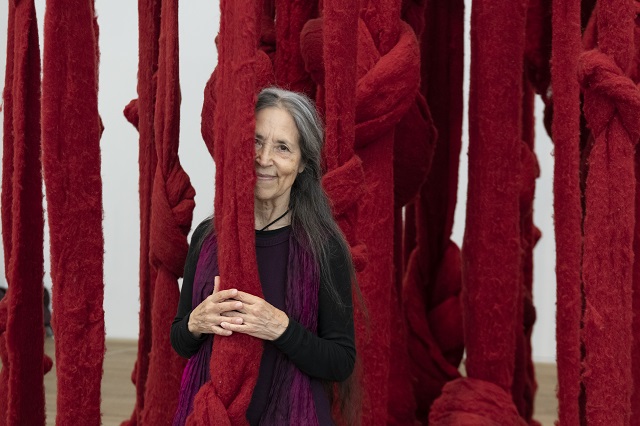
left=233, top=291, right=260, bottom=304
left=213, top=276, right=220, bottom=294
left=212, top=325, right=232, bottom=336
left=218, top=314, right=243, bottom=324
left=219, top=322, right=248, bottom=333
left=214, top=288, right=239, bottom=301
left=216, top=300, right=243, bottom=313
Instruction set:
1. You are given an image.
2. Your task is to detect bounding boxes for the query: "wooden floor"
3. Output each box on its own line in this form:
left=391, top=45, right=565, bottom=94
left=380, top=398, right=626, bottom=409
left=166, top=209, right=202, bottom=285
left=7, top=338, right=558, bottom=425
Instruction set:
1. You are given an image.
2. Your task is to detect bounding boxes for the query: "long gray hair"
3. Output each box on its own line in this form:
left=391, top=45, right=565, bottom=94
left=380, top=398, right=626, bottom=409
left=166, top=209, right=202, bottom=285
left=255, top=87, right=355, bottom=305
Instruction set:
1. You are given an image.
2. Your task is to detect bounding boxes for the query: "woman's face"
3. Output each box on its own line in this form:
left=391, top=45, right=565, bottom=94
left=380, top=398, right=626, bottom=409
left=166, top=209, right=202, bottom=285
left=254, top=107, right=305, bottom=207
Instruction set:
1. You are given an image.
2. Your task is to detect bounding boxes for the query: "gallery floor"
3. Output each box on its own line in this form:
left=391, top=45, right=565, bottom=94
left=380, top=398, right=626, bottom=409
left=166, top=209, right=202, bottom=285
left=26, top=338, right=557, bottom=425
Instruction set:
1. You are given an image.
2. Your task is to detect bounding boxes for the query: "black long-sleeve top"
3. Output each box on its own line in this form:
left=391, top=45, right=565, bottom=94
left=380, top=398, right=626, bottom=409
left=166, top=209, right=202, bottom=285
left=170, top=221, right=356, bottom=424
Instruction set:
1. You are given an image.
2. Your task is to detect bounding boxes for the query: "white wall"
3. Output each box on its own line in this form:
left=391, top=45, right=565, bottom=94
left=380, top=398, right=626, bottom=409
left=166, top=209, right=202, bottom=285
left=0, top=1, right=556, bottom=362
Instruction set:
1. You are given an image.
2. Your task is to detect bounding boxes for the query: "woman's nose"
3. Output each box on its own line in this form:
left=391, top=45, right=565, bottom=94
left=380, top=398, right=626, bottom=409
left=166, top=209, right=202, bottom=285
left=255, top=145, right=272, bottom=165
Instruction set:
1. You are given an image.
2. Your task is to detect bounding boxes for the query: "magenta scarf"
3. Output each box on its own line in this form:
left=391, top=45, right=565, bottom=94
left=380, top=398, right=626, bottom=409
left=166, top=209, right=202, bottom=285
left=173, top=231, right=320, bottom=425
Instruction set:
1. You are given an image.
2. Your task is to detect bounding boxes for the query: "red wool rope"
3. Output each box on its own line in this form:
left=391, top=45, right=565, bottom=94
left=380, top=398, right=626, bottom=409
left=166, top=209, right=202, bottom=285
left=122, top=0, right=161, bottom=423
left=41, top=0, right=104, bottom=424
left=0, top=0, right=47, bottom=424
left=140, top=0, right=196, bottom=423
left=400, top=0, right=465, bottom=422
left=550, top=0, right=582, bottom=422
left=187, top=0, right=262, bottom=423
left=430, top=0, right=529, bottom=423
left=578, top=0, right=640, bottom=421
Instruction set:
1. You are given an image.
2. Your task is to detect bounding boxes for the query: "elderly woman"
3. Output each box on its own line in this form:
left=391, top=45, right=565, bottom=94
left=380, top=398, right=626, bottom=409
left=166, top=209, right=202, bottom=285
left=170, top=87, right=358, bottom=425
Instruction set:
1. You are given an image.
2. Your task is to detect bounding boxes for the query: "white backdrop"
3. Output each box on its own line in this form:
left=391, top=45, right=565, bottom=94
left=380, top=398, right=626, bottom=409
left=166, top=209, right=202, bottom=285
left=0, top=1, right=556, bottom=362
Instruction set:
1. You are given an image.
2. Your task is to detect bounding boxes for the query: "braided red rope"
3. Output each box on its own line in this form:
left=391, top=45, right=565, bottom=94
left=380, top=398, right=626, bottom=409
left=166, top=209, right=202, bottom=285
left=41, top=0, right=104, bottom=424
left=0, top=1, right=48, bottom=424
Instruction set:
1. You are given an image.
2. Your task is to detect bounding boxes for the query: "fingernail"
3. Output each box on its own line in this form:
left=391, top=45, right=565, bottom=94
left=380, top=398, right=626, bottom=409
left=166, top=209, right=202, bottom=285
left=235, top=302, right=242, bottom=308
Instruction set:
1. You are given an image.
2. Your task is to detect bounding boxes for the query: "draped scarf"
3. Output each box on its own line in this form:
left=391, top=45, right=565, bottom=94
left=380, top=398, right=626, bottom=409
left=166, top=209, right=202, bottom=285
left=173, top=229, right=320, bottom=425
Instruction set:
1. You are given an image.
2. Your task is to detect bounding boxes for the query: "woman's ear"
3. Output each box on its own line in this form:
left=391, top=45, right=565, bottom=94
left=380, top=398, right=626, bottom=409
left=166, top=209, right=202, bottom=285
left=298, top=163, right=306, bottom=174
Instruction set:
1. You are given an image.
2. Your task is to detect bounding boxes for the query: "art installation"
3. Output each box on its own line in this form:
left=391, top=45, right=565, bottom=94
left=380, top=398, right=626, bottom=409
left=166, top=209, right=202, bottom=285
left=1, top=0, right=639, bottom=424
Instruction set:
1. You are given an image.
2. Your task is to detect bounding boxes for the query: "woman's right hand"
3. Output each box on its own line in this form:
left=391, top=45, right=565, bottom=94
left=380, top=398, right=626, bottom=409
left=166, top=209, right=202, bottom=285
left=188, top=276, right=244, bottom=338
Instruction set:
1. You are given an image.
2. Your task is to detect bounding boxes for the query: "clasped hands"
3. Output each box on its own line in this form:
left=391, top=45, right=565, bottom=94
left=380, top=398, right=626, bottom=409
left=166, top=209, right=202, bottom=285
left=188, top=276, right=289, bottom=341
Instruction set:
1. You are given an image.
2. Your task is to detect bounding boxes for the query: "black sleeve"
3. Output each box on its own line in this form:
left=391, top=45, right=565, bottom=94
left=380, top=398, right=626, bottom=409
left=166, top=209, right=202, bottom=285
left=272, top=239, right=356, bottom=382
left=170, top=220, right=211, bottom=359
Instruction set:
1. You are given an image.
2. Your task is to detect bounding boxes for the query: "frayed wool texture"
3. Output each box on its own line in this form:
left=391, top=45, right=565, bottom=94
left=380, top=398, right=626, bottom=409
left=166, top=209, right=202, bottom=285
left=399, top=0, right=465, bottom=422
left=446, top=0, right=528, bottom=422
left=137, top=0, right=196, bottom=424
left=550, top=0, right=582, bottom=423
left=579, top=14, right=640, bottom=420
left=429, top=378, right=528, bottom=425
left=41, top=1, right=104, bottom=425
left=122, top=1, right=161, bottom=424
left=187, top=0, right=262, bottom=424
left=0, top=1, right=47, bottom=424
left=632, top=9, right=640, bottom=422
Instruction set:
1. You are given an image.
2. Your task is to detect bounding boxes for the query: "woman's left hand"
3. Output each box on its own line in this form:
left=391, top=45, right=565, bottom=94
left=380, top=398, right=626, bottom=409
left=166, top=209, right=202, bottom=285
left=219, top=291, right=289, bottom=341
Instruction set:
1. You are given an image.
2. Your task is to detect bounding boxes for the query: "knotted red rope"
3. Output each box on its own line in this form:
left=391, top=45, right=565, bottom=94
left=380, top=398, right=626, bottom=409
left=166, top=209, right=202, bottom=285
left=550, top=0, right=582, bottom=422
left=430, top=0, right=529, bottom=422
left=136, top=0, right=196, bottom=423
left=0, top=1, right=49, bottom=424
left=122, top=0, right=161, bottom=423
left=578, top=5, right=640, bottom=416
left=41, top=0, right=104, bottom=424
left=303, top=2, right=421, bottom=423
left=397, top=0, right=464, bottom=422
left=187, top=1, right=262, bottom=424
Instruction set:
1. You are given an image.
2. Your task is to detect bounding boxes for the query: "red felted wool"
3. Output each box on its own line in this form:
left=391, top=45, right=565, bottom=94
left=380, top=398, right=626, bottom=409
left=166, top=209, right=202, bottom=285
left=632, top=6, right=640, bottom=422
left=121, top=0, right=162, bottom=424
left=186, top=1, right=262, bottom=424
left=0, top=0, right=47, bottom=424
left=398, top=0, right=465, bottom=422
left=513, top=83, right=540, bottom=424
left=139, top=0, right=196, bottom=423
left=550, top=0, right=582, bottom=422
left=578, top=0, right=640, bottom=419
left=434, top=0, right=528, bottom=422
left=41, top=0, right=104, bottom=424
left=273, top=0, right=316, bottom=94
left=429, top=378, right=527, bottom=425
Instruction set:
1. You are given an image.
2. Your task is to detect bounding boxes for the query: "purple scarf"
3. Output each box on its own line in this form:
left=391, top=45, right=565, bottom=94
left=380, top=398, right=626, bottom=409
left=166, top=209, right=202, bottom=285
left=173, top=231, right=320, bottom=425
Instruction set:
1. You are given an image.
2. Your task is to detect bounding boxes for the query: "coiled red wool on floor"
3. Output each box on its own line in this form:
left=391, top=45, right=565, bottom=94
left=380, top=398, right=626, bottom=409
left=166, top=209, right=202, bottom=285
left=0, top=1, right=49, bottom=424
left=41, top=0, right=104, bottom=424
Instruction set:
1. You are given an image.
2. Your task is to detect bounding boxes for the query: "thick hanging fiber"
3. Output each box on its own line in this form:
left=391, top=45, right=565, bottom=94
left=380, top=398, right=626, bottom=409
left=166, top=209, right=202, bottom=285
left=550, top=0, right=582, bottom=422
left=399, top=0, right=465, bottom=422
left=122, top=0, right=161, bottom=424
left=187, top=0, right=262, bottom=423
left=429, top=0, right=530, bottom=422
left=578, top=0, right=640, bottom=422
left=41, top=0, right=104, bottom=424
left=137, top=0, right=196, bottom=423
left=0, top=0, right=48, bottom=424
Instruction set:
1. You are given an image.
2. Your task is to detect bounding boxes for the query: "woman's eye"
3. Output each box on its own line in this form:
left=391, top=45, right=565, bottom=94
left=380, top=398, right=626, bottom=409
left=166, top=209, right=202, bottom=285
left=277, top=145, right=290, bottom=152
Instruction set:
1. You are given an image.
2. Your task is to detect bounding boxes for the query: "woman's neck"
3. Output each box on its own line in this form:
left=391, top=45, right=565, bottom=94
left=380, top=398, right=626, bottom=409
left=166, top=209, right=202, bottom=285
left=254, top=201, right=291, bottom=230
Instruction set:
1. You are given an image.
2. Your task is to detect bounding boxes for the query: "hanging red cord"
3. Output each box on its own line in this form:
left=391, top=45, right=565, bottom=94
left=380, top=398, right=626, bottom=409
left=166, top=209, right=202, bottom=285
left=122, top=0, right=161, bottom=423
left=578, top=0, right=640, bottom=422
left=0, top=0, right=48, bottom=424
left=41, top=0, right=104, bottom=424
